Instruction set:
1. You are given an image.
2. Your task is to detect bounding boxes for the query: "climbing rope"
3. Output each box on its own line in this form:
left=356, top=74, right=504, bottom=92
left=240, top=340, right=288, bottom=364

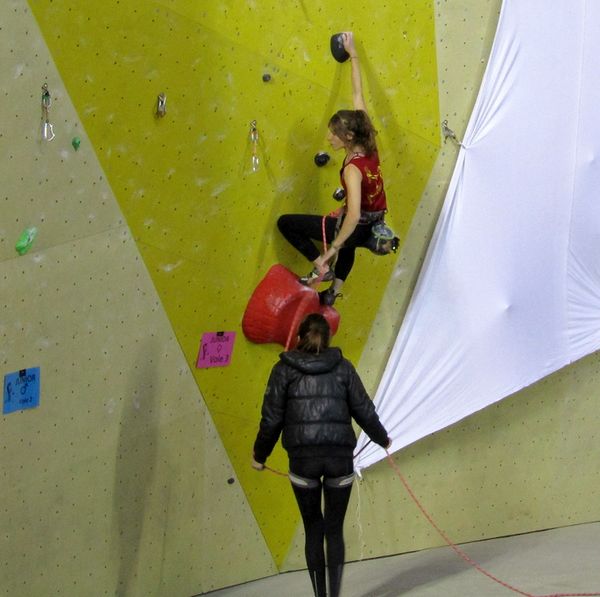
left=263, top=464, right=288, bottom=478
left=383, top=451, right=600, bottom=597
left=261, top=453, right=600, bottom=597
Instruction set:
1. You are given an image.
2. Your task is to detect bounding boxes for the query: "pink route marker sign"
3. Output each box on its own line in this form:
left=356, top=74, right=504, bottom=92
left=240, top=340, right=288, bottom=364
left=196, top=331, right=236, bottom=368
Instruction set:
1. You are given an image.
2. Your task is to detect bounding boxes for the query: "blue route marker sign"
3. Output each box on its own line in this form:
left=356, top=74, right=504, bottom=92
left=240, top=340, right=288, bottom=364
left=3, top=367, right=40, bottom=415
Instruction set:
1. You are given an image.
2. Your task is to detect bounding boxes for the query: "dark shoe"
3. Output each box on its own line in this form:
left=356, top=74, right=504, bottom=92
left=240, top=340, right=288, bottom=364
left=319, top=287, right=341, bottom=306
left=308, top=567, right=327, bottom=597
left=328, top=564, right=344, bottom=597
left=299, top=265, right=335, bottom=286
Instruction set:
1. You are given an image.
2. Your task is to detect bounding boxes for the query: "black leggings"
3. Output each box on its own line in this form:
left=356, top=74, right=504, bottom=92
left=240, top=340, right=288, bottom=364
left=289, top=457, right=354, bottom=574
left=278, top=214, right=373, bottom=282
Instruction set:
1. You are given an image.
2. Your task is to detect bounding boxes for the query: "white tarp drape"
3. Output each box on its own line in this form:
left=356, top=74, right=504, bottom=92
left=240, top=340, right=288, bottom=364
left=355, top=0, right=600, bottom=471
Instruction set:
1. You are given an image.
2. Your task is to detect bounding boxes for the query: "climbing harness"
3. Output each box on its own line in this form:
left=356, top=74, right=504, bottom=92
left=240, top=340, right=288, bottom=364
left=288, top=470, right=355, bottom=489
left=321, top=208, right=399, bottom=258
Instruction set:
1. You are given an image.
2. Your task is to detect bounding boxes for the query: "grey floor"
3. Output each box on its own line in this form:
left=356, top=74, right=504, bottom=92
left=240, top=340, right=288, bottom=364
left=203, top=521, right=600, bottom=597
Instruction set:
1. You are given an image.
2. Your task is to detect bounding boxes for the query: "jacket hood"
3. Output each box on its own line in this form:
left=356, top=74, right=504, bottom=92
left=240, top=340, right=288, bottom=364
left=280, top=347, right=343, bottom=374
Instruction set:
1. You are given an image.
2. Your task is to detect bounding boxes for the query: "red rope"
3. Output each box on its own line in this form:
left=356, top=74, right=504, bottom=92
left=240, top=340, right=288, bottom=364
left=384, top=452, right=600, bottom=597
left=263, top=464, right=288, bottom=478
left=262, top=454, right=600, bottom=596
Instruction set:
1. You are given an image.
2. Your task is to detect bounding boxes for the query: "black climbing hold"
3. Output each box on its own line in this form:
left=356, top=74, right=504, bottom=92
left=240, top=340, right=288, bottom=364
left=314, top=152, right=330, bottom=167
left=333, top=187, right=346, bottom=201
left=330, top=33, right=350, bottom=63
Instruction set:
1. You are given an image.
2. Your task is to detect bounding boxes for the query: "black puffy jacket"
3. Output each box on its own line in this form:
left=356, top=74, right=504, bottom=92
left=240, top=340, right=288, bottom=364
left=253, top=347, right=389, bottom=463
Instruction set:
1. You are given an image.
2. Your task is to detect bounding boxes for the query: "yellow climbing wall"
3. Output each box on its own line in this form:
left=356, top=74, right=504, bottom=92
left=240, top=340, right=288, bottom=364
left=3, top=0, right=600, bottom=594
left=27, top=0, right=440, bottom=565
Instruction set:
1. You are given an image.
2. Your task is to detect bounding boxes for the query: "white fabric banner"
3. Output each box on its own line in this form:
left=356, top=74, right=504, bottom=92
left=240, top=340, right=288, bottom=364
left=355, top=0, right=600, bottom=471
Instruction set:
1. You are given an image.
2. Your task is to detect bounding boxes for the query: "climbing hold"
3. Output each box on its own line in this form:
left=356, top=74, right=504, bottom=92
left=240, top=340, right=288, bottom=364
left=15, top=227, right=37, bottom=256
left=314, top=152, right=330, bottom=167
left=262, top=73, right=272, bottom=82
left=333, top=187, right=346, bottom=201
left=330, top=33, right=350, bottom=63
left=242, top=264, right=340, bottom=350
left=71, top=136, right=81, bottom=150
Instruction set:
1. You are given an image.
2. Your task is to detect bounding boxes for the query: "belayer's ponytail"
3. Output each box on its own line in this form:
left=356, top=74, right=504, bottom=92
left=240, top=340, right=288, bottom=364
left=296, top=313, right=331, bottom=354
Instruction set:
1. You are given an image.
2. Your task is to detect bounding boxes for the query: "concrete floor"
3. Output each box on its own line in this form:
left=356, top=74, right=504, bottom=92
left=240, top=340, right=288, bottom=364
left=203, top=522, right=600, bottom=597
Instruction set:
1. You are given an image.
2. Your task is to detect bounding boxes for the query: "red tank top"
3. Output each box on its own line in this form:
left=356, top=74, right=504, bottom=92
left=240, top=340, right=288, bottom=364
left=340, top=152, right=387, bottom=212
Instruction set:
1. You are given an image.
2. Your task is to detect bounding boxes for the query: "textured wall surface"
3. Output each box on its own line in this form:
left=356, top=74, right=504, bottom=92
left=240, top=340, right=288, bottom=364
left=1, top=3, right=275, bottom=596
left=25, top=0, right=439, bottom=567
left=2, top=0, right=599, bottom=595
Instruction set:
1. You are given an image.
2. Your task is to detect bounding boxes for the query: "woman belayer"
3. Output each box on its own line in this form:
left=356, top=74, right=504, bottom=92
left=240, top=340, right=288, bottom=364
left=252, top=313, right=390, bottom=596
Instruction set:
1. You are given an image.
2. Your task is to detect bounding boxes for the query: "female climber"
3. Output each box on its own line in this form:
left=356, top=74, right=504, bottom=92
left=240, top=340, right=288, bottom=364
left=277, top=32, right=388, bottom=306
left=252, top=313, right=390, bottom=597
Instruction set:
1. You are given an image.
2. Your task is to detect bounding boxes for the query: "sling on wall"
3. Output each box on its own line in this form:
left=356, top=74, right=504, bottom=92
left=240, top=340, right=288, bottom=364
left=356, top=0, right=600, bottom=470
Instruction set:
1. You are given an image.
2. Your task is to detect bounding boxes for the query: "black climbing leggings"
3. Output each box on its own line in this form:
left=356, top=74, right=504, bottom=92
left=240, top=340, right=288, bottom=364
left=278, top=214, right=373, bottom=282
left=289, top=456, right=354, bottom=573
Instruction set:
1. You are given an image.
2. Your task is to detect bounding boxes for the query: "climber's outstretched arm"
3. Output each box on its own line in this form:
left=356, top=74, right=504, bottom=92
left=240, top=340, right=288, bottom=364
left=342, top=32, right=368, bottom=113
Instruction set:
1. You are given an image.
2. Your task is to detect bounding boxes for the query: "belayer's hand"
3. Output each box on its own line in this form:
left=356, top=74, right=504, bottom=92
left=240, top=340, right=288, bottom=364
left=251, top=458, right=265, bottom=471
